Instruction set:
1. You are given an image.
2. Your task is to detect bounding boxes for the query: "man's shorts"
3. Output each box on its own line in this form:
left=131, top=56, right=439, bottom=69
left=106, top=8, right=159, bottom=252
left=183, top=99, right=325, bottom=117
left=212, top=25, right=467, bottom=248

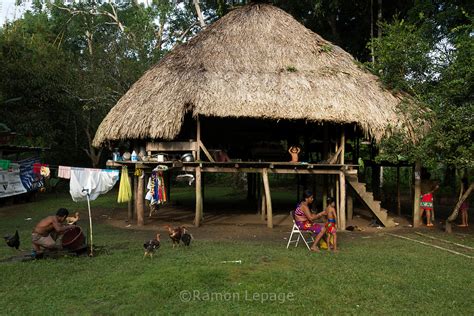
left=32, top=233, right=56, bottom=249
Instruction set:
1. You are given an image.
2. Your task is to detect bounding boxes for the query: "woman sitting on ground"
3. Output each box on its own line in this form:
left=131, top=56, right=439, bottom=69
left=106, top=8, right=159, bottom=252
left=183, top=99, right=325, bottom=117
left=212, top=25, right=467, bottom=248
left=294, top=190, right=327, bottom=252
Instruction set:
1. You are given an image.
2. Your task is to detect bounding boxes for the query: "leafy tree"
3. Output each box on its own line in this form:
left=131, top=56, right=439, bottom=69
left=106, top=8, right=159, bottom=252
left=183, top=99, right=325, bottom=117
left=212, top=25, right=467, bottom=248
left=0, top=0, right=200, bottom=166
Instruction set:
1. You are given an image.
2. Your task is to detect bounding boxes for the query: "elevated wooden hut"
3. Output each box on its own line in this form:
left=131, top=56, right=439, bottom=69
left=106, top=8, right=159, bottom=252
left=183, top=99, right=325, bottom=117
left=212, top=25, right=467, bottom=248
left=93, top=4, right=421, bottom=228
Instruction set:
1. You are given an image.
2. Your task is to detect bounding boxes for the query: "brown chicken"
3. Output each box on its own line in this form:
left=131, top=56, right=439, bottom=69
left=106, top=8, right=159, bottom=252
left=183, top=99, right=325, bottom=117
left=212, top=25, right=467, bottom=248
left=66, top=212, right=80, bottom=225
left=165, top=225, right=183, bottom=248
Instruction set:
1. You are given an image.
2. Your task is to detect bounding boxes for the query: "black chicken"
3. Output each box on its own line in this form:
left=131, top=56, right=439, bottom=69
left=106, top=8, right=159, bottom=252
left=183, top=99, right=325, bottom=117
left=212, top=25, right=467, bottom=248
left=143, top=233, right=160, bottom=258
left=4, top=230, right=20, bottom=250
left=181, top=227, right=192, bottom=246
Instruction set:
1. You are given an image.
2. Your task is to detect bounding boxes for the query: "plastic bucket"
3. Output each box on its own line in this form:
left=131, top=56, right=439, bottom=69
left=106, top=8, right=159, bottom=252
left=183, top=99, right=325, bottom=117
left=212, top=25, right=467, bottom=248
left=62, top=226, right=86, bottom=251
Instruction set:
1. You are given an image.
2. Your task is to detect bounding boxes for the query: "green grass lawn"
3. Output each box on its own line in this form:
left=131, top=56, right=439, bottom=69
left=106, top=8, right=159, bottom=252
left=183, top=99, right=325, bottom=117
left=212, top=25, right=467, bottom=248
left=0, top=190, right=473, bottom=315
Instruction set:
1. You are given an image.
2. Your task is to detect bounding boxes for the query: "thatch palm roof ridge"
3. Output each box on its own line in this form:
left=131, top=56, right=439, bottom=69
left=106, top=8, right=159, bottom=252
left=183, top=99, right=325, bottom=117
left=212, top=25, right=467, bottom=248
left=93, top=3, right=414, bottom=147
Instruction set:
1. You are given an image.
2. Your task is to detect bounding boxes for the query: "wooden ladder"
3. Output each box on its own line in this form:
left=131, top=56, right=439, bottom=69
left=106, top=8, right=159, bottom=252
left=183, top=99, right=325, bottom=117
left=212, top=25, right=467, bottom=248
left=346, top=174, right=396, bottom=227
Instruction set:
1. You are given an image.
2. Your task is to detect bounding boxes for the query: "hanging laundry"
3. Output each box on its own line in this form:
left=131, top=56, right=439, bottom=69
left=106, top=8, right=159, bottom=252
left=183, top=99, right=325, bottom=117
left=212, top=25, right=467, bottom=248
left=0, top=159, right=11, bottom=170
left=40, top=166, right=50, bottom=178
left=134, top=168, right=144, bottom=177
left=117, top=166, right=132, bottom=203
left=145, top=168, right=167, bottom=206
left=19, top=157, right=44, bottom=191
left=69, top=168, right=119, bottom=202
left=58, top=165, right=71, bottom=179
left=0, top=163, right=27, bottom=198
left=32, top=163, right=48, bottom=175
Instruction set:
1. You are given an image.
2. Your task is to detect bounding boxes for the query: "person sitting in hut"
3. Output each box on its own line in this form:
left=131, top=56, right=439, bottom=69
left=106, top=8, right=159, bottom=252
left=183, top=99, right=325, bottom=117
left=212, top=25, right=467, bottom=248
left=288, top=145, right=301, bottom=162
left=31, top=208, right=73, bottom=255
left=293, top=190, right=327, bottom=252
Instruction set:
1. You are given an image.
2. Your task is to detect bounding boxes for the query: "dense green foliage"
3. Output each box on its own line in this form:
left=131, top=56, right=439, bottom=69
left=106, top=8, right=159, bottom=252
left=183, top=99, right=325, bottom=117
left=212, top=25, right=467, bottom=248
left=369, top=1, right=473, bottom=170
left=0, top=0, right=472, bottom=173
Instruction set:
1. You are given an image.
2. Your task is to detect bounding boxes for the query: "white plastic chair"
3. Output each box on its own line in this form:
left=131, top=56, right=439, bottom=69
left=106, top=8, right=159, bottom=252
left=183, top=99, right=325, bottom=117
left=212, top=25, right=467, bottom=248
left=286, top=211, right=314, bottom=250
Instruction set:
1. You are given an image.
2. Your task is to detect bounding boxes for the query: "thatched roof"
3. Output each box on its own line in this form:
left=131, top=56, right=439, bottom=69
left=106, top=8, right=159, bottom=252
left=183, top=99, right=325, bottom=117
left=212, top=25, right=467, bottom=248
left=93, top=3, right=417, bottom=147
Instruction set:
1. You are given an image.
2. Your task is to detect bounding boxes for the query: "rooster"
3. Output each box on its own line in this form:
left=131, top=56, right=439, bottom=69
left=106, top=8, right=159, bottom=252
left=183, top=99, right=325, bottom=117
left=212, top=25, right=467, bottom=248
left=165, top=225, right=183, bottom=248
left=66, top=212, right=80, bottom=225
left=4, top=230, right=20, bottom=250
left=143, top=233, right=161, bottom=258
left=181, top=226, right=192, bottom=246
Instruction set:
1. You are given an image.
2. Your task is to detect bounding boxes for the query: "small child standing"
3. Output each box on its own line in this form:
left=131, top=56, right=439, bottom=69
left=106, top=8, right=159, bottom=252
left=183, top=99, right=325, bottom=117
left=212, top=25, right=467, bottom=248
left=420, top=184, right=439, bottom=227
left=324, top=197, right=338, bottom=252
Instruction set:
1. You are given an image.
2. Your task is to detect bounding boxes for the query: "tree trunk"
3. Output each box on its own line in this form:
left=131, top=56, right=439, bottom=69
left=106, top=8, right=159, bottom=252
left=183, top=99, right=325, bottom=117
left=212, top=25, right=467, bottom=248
left=377, top=0, right=383, bottom=38
left=445, top=182, right=473, bottom=233
left=83, top=127, right=102, bottom=168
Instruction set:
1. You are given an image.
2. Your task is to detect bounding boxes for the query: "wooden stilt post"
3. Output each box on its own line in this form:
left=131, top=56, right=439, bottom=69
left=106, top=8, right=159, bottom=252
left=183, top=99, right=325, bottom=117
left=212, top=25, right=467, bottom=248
left=133, top=172, right=138, bottom=222
left=397, top=166, right=401, bottom=216
left=261, top=189, right=266, bottom=220
left=127, top=173, right=133, bottom=221
left=339, top=172, right=346, bottom=230
left=137, top=171, right=145, bottom=226
left=200, top=171, right=204, bottom=220
left=195, top=166, right=202, bottom=227
left=347, top=193, right=353, bottom=221
left=262, top=168, right=273, bottom=228
left=336, top=177, right=340, bottom=218
left=340, top=129, right=345, bottom=165
left=413, top=161, right=421, bottom=227
left=196, top=116, right=201, bottom=161
left=256, top=173, right=262, bottom=214
left=322, top=124, right=329, bottom=211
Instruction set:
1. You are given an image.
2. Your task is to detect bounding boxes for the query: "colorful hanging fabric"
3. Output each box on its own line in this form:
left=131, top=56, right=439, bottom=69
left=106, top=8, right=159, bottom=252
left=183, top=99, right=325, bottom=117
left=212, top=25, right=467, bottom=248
left=117, top=166, right=132, bottom=203
left=0, top=159, right=11, bottom=170
left=145, top=169, right=167, bottom=205
left=40, top=166, right=50, bottom=178
left=19, top=157, right=44, bottom=191
left=134, top=168, right=143, bottom=177
left=58, top=165, right=71, bottom=179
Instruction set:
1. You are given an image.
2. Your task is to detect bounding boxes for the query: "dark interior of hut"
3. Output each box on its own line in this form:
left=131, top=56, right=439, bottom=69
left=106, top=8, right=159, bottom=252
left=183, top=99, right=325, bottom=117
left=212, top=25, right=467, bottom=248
left=174, top=114, right=362, bottom=164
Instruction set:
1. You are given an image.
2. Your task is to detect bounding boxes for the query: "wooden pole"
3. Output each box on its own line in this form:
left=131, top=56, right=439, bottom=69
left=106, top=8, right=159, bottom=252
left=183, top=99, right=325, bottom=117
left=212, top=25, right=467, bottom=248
left=413, top=161, right=421, bottom=227
left=397, top=166, right=401, bottom=216
left=193, top=0, right=205, bottom=28
left=127, top=173, right=133, bottom=221
left=196, top=116, right=201, bottom=161
left=336, top=177, right=340, bottom=221
left=137, top=171, right=145, bottom=226
left=200, top=171, right=204, bottom=220
left=133, top=173, right=138, bottom=222
left=323, top=124, right=329, bottom=211
left=256, top=173, right=262, bottom=214
left=262, top=168, right=273, bottom=228
left=339, top=172, right=346, bottom=230
left=261, top=188, right=266, bottom=220
left=340, top=129, right=345, bottom=165
left=347, top=193, right=353, bottom=221
left=195, top=166, right=202, bottom=227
